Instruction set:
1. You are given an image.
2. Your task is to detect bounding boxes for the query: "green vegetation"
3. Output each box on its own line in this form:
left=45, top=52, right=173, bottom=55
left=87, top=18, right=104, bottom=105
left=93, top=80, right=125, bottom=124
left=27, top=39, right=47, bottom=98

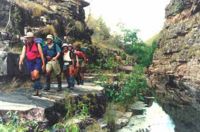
left=15, top=0, right=49, bottom=17
left=0, top=111, right=40, bottom=132
left=91, top=26, right=157, bottom=105
left=145, top=33, right=160, bottom=45
left=85, top=123, right=105, bottom=132
left=87, top=16, right=121, bottom=51
left=116, top=65, right=147, bottom=103
left=104, top=103, right=116, bottom=131
left=0, top=94, right=91, bottom=132
left=121, top=28, right=157, bottom=67
left=100, top=65, right=147, bottom=104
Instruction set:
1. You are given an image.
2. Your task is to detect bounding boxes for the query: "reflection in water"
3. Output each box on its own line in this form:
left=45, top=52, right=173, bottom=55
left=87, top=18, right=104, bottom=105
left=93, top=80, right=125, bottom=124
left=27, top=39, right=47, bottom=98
left=118, top=102, right=175, bottom=132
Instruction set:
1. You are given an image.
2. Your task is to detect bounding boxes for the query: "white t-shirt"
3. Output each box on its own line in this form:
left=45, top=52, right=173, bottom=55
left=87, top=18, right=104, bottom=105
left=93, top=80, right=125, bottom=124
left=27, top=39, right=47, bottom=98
left=63, top=51, right=72, bottom=61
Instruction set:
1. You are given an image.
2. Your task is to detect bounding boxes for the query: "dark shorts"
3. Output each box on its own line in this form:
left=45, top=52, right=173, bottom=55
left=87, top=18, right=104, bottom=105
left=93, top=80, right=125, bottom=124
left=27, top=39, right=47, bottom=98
left=26, top=58, right=42, bottom=73
left=63, top=61, right=73, bottom=71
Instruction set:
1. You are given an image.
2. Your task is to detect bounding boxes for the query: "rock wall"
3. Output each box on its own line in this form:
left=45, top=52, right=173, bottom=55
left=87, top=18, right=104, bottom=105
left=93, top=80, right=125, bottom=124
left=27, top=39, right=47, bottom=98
left=0, top=0, right=92, bottom=79
left=0, top=51, right=29, bottom=80
left=148, top=0, right=200, bottom=106
left=0, top=0, right=92, bottom=43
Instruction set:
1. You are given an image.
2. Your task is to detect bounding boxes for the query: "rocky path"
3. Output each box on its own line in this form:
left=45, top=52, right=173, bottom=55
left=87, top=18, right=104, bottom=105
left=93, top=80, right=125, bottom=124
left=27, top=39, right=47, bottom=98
left=0, top=74, right=106, bottom=128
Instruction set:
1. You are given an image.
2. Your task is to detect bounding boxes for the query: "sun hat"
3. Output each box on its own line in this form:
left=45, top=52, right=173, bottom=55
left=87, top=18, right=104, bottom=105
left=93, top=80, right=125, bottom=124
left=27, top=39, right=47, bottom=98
left=46, top=34, right=54, bottom=40
left=25, top=32, right=34, bottom=38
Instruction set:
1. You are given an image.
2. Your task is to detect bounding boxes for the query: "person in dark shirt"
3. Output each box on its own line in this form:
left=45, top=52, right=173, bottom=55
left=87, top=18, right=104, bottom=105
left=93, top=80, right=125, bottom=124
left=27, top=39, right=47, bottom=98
left=43, top=34, right=62, bottom=91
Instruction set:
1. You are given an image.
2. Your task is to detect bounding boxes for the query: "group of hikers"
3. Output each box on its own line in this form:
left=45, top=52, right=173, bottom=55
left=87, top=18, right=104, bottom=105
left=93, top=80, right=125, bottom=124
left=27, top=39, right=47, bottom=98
left=18, top=32, right=88, bottom=96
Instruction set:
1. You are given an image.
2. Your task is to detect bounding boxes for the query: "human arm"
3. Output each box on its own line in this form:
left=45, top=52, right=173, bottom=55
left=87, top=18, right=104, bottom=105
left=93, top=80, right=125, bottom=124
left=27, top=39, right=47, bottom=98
left=37, top=44, right=45, bottom=71
left=52, top=44, right=61, bottom=61
left=18, top=45, right=26, bottom=71
left=76, top=54, right=79, bottom=67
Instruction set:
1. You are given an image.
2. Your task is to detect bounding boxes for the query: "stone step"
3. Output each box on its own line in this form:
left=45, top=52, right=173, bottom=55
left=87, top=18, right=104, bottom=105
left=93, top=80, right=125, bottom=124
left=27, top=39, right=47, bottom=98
left=0, top=82, right=106, bottom=128
left=128, top=101, right=147, bottom=115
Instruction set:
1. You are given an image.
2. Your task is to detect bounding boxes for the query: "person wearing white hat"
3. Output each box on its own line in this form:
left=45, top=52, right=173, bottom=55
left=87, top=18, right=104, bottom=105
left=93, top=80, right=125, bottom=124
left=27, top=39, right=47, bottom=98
left=62, top=43, right=78, bottom=89
left=43, top=34, right=62, bottom=91
left=18, top=32, right=45, bottom=96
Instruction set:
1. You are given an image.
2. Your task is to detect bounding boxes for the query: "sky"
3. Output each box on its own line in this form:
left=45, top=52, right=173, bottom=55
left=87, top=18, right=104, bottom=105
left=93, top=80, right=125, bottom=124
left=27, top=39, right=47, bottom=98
left=84, top=0, right=170, bottom=40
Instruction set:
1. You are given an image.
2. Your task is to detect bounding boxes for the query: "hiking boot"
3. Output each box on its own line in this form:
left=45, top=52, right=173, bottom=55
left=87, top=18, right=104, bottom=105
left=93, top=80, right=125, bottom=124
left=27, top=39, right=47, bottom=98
left=33, top=90, right=40, bottom=96
left=67, top=84, right=73, bottom=90
left=44, top=81, right=50, bottom=91
left=44, top=88, right=50, bottom=91
left=45, top=76, right=51, bottom=91
left=80, top=80, right=84, bottom=85
left=76, top=77, right=80, bottom=85
left=57, top=75, right=62, bottom=92
left=44, top=84, right=50, bottom=91
left=57, top=85, right=62, bottom=92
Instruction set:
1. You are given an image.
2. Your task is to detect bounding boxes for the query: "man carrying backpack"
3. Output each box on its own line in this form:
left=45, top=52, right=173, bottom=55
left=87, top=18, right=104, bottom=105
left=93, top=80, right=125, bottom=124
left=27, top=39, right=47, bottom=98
left=74, top=44, right=88, bottom=85
left=18, top=32, right=45, bottom=96
left=62, top=43, right=78, bottom=89
left=43, top=34, right=62, bottom=91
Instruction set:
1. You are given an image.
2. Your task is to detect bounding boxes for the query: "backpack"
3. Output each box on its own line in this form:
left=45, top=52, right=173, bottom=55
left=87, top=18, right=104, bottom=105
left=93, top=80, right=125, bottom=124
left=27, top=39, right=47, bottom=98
left=53, top=36, right=63, bottom=49
left=53, top=36, right=64, bottom=68
left=34, top=38, right=45, bottom=49
left=25, top=42, right=40, bottom=61
left=75, top=50, right=86, bottom=60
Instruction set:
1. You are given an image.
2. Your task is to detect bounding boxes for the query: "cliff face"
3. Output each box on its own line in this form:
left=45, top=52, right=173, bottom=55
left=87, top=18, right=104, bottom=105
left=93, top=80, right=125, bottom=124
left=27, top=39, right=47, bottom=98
left=0, top=0, right=92, bottom=42
left=0, top=0, right=92, bottom=79
left=148, top=0, right=200, bottom=107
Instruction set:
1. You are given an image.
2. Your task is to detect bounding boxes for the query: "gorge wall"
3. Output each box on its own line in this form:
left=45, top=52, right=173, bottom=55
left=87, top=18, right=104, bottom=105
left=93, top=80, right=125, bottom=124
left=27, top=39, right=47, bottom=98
left=0, top=0, right=92, bottom=42
left=149, top=0, right=200, bottom=106
left=148, top=0, right=200, bottom=131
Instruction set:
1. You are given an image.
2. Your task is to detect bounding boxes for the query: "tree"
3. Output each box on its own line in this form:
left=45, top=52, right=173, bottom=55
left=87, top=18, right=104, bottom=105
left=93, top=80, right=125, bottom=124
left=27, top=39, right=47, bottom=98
left=86, top=15, right=110, bottom=44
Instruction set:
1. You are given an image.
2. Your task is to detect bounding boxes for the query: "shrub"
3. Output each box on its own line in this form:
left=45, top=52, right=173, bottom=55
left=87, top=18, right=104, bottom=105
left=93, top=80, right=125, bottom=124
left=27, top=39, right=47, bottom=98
left=75, top=21, right=84, bottom=33
left=104, top=103, right=116, bottom=132
left=121, top=28, right=157, bottom=67
left=125, top=42, right=157, bottom=67
left=15, top=0, right=48, bottom=17
left=116, top=65, right=148, bottom=103
left=0, top=111, right=40, bottom=132
left=101, top=65, right=148, bottom=105
left=102, top=56, right=119, bottom=70
left=85, top=123, right=104, bottom=132
left=40, top=25, right=57, bottom=35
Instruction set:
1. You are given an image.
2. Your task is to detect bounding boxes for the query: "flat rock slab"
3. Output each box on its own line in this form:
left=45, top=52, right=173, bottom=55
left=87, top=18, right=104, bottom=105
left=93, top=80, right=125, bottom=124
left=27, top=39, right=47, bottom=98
left=118, top=66, right=133, bottom=73
left=0, top=82, right=106, bottom=126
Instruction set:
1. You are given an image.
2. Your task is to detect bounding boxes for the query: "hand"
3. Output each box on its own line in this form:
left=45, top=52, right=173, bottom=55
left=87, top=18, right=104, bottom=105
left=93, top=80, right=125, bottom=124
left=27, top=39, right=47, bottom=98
left=52, top=57, right=57, bottom=61
left=42, top=64, right=45, bottom=72
left=18, top=61, right=23, bottom=71
left=85, top=59, right=89, bottom=63
left=19, top=64, right=22, bottom=71
left=76, top=63, right=79, bottom=67
left=46, top=56, right=52, bottom=61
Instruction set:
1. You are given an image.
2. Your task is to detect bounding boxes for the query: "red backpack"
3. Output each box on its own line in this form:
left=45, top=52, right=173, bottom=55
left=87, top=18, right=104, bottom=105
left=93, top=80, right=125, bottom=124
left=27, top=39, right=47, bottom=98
left=75, top=50, right=87, bottom=60
left=25, top=42, right=40, bottom=60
